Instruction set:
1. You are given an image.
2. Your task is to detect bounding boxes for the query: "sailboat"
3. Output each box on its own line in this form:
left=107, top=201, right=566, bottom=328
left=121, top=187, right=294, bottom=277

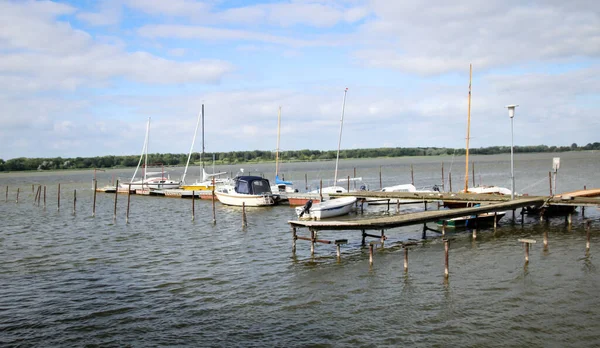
left=180, top=104, right=229, bottom=192
left=297, top=88, right=357, bottom=220
left=442, top=64, right=510, bottom=210
left=271, top=106, right=296, bottom=196
left=120, top=118, right=181, bottom=192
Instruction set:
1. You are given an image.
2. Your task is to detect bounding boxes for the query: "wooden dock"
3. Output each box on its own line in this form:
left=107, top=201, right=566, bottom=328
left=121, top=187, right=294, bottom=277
left=289, top=197, right=545, bottom=231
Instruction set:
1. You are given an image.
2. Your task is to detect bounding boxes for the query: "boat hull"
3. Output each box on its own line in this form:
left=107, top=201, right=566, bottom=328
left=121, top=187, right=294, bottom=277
left=295, top=197, right=357, bottom=220
left=215, top=191, right=276, bottom=207
left=437, top=211, right=506, bottom=228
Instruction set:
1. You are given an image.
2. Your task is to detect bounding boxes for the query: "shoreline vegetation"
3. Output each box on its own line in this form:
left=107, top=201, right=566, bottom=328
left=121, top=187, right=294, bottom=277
left=1, top=143, right=598, bottom=172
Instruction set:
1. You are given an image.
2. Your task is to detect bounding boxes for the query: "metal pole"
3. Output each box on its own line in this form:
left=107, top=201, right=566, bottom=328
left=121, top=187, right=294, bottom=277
left=126, top=184, right=131, bottom=223
left=510, top=116, right=515, bottom=200
left=93, top=180, right=97, bottom=217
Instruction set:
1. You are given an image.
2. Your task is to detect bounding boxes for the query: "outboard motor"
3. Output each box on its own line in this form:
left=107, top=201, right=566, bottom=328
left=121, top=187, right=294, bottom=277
left=299, top=199, right=313, bottom=218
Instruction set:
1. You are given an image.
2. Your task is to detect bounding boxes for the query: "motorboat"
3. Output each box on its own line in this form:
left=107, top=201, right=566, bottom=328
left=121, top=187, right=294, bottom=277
left=295, top=196, right=357, bottom=220
left=215, top=176, right=279, bottom=207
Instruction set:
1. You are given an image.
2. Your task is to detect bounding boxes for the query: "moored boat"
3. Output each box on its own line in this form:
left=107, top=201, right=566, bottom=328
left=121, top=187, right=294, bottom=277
left=215, top=176, right=279, bottom=207
left=295, top=196, right=357, bottom=220
left=437, top=211, right=506, bottom=228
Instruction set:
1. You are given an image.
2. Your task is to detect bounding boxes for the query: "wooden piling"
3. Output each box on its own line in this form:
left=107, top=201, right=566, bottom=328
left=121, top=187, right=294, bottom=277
left=493, top=212, right=497, bottom=231
left=586, top=220, right=591, bottom=251
left=379, top=166, right=382, bottom=190
left=548, top=171, right=553, bottom=195
left=472, top=227, right=477, bottom=240
left=444, top=239, right=449, bottom=278
left=449, top=172, right=452, bottom=192
left=369, top=242, right=382, bottom=265
left=319, top=179, right=323, bottom=202
left=126, top=184, right=131, bottom=223
left=192, top=191, right=195, bottom=221
left=567, top=213, right=572, bottom=226
left=472, top=162, right=475, bottom=187
left=335, top=239, right=348, bottom=259
left=310, top=229, right=315, bottom=255
left=441, top=163, right=445, bottom=192
left=33, top=185, right=40, bottom=206
left=73, top=189, right=76, bottom=215
left=212, top=178, right=216, bottom=224
left=582, top=185, right=586, bottom=217
left=302, top=173, right=307, bottom=191
left=519, top=239, right=536, bottom=263
left=43, top=186, right=46, bottom=209
left=92, top=180, right=97, bottom=217
left=5, top=186, right=7, bottom=203
left=57, top=183, right=60, bottom=211
left=31, top=184, right=34, bottom=193
left=543, top=230, right=548, bottom=250
left=347, top=175, right=350, bottom=192
left=442, top=220, right=447, bottom=236
left=404, top=247, right=409, bottom=272
left=16, top=187, right=20, bottom=203
left=410, top=164, right=414, bottom=186
left=292, top=227, right=297, bottom=253
left=112, top=180, right=118, bottom=221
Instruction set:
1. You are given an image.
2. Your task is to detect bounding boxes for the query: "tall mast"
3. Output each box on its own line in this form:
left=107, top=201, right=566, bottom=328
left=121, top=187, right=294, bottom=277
left=334, top=88, right=348, bottom=184
left=201, top=104, right=205, bottom=169
left=182, top=107, right=202, bottom=184
left=275, top=106, right=281, bottom=177
left=130, top=117, right=150, bottom=183
left=464, top=64, right=472, bottom=192
left=144, top=117, right=150, bottom=182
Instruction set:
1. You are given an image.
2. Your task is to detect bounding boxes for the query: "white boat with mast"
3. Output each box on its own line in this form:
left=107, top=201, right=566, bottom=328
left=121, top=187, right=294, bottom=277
left=121, top=117, right=181, bottom=191
left=296, top=88, right=357, bottom=220
left=180, top=104, right=229, bottom=192
left=271, top=106, right=297, bottom=196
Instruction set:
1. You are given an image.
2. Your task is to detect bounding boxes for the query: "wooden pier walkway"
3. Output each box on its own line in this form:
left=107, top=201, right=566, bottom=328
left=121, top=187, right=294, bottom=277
left=289, top=196, right=544, bottom=231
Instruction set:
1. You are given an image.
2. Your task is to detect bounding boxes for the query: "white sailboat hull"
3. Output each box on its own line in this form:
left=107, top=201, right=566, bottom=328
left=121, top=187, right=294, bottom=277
left=295, top=196, right=357, bottom=220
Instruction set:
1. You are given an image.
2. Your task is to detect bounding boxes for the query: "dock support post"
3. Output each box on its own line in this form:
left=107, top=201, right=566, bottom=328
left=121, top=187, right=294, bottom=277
left=361, top=230, right=366, bottom=246
left=493, top=212, right=498, bottom=231
left=242, top=202, right=247, bottom=228
left=192, top=191, right=195, bottom=221
left=33, top=186, right=40, bottom=206
left=380, top=230, right=385, bottom=246
left=5, top=186, right=7, bottom=203
left=411, top=164, right=414, bottom=186
left=112, top=180, right=118, bottom=221
left=441, top=162, right=445, bottom=192
left=387, top=199, right=390, bottom=213
left=360, top=200, right=364, bottom=214
left=540, top=209, right=545, bottom=222
left=424, top=201, right=428, bottom=211
left=369, top=242, right=381, bottom=265
left=292, top=227, right=297, bottom=254
left=335, top=239, right=347, bottom=260
left=92, top=180, right=97, bottom=217
left=444, top=239, right=449, bottom=278
left=543, top=230, right=548, bottom=251
left=472, top=227, right=477, bottom=240
left=519, top=239, right=536, bottom=263
left=310, top=229, right=315, bottom=255
left=73, top=189, right=76, bottom=215
left=396, top=200, right=400, bottom=213
left=32, top=184, right=34, bottom=193
left=449, top=172, right=452, bottom=192
left=57, top=183, right=60, bottom=211
left=567, top=213, right=572, bottom=227
left=422, top=224, right=427, bottom=240
left=43, top=186, right=46, bottom=209
left=212, top=178, right=216, bottom=224
left=512, top=209, right=516, bottom=222
left=442, top=220, right=446, bottom=236
left=586, top=220, right=591, bottom=251
left=379, top=166, right=382, bottom=190
left=16, top=187, right=20, bottom=204
left=319, top=179, right=323, bottom=202
left=404, top=247, right=409, bottom=272
left=305, top=173, right=308, bottom=191
left=126, top=184, right=131, bottom=223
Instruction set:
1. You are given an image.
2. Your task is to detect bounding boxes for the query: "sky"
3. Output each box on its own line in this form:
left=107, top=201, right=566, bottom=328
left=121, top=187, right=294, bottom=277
left=1, top=0, right=599, bottom=160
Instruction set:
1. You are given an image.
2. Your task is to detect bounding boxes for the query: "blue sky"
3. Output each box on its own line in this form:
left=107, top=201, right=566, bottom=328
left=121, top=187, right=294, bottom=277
left=1, top=0, right=599, bottom=160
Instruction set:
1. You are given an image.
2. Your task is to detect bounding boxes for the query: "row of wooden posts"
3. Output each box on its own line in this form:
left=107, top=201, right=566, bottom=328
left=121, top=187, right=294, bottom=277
left=5, top=179, right=237, bottom=226
left=292, top=218, right=594, bottom=277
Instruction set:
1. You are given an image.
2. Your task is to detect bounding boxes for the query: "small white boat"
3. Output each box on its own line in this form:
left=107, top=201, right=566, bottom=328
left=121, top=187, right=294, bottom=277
left=295, top=196, right=357, bottom=220
left=366, top=184, right=436, bottom=205
left=215, top=176, right=279, bottom=207
left=467, top=186, right=512, bottom=195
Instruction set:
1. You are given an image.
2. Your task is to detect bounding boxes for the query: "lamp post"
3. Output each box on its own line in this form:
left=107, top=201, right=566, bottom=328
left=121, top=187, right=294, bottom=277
left=505, top=105, right=518, bottom=200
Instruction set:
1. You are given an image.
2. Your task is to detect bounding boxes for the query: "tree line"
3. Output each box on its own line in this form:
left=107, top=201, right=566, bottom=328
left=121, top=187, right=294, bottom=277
left=1, top=142, right=599, bottom=172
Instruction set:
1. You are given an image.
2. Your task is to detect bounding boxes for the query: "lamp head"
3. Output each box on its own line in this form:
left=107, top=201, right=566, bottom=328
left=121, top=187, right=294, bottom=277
left=505, top=104, right=519, bottom=118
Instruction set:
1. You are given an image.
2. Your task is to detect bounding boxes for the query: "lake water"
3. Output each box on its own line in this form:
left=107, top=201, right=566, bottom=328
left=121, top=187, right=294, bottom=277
left=1, top=152, right=599, bottom=347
